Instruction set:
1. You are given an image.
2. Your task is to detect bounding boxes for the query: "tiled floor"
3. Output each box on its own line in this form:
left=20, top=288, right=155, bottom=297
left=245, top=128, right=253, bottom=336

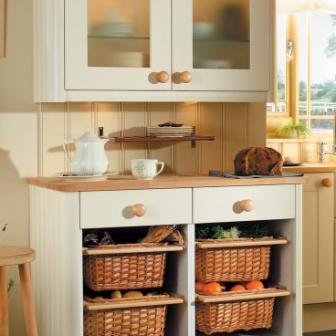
left=304, top=332, right=336, bottom=336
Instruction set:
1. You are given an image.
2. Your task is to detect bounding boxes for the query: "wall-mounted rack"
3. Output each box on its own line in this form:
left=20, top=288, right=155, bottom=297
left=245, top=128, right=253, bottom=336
left=106, top=135, right=215, bottom=148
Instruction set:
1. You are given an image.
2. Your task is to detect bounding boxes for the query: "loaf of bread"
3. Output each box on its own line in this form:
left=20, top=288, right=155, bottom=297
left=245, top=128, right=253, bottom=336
left=234, top=147, right=283, bottom=176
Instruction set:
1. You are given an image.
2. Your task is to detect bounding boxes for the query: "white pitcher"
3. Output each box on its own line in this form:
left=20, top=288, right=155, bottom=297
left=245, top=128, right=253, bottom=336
left=64, top=129, right=109, bottom=175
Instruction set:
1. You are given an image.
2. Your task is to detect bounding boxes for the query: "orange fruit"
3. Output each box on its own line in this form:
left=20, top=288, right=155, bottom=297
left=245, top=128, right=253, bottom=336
left=203, top=282, right=225, bottom=294
left=195, top=282, right=206, bottom=293
left=245, top=280, right=264, bottom=290
left=230, top=284, right=246, bottom=292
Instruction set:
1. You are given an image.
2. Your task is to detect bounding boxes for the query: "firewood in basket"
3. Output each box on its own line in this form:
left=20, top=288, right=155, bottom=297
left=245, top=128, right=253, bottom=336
left=164, top=230, right=184, bottom=245
left=140, top=226, right=174, bottom=243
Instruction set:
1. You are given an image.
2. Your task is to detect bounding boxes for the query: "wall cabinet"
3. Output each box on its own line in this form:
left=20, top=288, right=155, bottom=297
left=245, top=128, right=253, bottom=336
left=303, top=173, right=335, bottom=304
left=35, top=0, right=274, bottom=102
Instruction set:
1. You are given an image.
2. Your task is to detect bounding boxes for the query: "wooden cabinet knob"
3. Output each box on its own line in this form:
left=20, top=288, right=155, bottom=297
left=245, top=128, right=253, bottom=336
left=155, top=71, right=169, bottom=83
left=179, top=71, right=192, bottom=83
left=131, top=204, right=146, bottom=217
left=239, top=199, right=254, bottom=212
left=321, top=178, right=333, bottom=188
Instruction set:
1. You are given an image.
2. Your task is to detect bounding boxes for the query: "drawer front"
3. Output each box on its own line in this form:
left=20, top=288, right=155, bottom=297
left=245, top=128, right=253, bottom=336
left=80, top=188, right=192, bottom=228
left=193, top=185, right=296, bottom=223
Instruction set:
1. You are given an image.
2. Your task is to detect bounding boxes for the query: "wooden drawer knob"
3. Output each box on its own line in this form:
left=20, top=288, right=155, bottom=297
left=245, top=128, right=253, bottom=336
left=131, top=204, right=146, bottom=217
left=239, top=199, right=254, bottom=212
left=321, top=178, right=333, bottom=188
left=155, top=71, right=169, bottom=83
left=178, top=71, right=192, bottom=83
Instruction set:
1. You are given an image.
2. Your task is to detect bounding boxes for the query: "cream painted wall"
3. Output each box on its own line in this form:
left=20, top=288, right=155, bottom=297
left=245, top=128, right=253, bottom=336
left=0, top=0, right=37, bottom=335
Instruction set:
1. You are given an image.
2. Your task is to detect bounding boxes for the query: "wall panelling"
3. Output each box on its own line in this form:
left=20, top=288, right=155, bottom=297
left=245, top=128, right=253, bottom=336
left=39, top=102, right=266, bottom=176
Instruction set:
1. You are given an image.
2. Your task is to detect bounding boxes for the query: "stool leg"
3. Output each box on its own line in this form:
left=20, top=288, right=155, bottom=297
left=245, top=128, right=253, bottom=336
left=0, top=266, right=9, bottom=336
left=19, top=263, right=38, bottom=336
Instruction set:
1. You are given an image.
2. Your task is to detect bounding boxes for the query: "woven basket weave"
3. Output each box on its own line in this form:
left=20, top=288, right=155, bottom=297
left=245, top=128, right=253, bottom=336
left=196, top=297, right=274, bottom=335
left=84, top=305, right=167, bottom=336
left=84, top=244, right=167, bottom=291
left=196, top=240, right=271, bottom=282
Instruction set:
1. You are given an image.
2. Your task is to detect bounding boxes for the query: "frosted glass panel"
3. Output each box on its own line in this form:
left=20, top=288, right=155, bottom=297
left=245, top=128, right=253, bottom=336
left=193, top=0, right=250, bottom=69
left=88, top=0, right=150, bottom=68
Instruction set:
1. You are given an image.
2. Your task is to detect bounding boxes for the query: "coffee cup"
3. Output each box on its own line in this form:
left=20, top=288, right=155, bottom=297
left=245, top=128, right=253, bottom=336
left=131, top=159, right=165, bottom=180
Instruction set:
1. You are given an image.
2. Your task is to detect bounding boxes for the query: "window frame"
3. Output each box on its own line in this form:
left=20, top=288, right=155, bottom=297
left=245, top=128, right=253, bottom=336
left=267, top=14, right=336, bottom=141
left=273, top=12, right=335, bottom=137
left=294, top=13, right=334, bottom=138
left=268, top=14, right=292, bottom=117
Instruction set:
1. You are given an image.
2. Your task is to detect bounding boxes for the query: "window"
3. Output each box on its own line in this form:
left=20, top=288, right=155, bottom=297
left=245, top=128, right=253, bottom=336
left=272, top=12, right=336, bottom=135
left=267, top=14, right=291, bottom=115
left=297, top=13, right=336, bottom=134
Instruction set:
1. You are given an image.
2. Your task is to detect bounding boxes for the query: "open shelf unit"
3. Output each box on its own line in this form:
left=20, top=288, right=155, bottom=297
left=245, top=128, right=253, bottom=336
left=80, top=222, right=298, bottom=336
left=191, top=219, right=300, bottom=336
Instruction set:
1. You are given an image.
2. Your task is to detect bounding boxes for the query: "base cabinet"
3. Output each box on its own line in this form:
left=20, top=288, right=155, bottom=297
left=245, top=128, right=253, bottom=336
left=29, top=183, right=302, bottom=335
left=303, top=173, right=334, bottom=304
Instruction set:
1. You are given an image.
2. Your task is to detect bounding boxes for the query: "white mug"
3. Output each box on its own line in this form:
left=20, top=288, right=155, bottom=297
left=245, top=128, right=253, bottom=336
left=131, top=159, right=165, bottom=180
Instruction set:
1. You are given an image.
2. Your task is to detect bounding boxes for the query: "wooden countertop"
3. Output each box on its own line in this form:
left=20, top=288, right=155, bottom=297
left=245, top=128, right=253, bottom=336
left=27, top=175, right=304, bottom=192
left=283, top=163, right=336, bottom=174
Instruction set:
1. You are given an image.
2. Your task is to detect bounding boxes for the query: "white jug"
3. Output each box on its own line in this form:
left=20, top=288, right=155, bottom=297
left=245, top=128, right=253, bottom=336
left=64, top=130, right=109, bottom=175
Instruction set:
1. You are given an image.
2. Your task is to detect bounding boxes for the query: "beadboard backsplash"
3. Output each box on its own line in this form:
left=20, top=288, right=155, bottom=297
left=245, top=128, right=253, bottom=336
left=38, top=102, right=266, bottom=176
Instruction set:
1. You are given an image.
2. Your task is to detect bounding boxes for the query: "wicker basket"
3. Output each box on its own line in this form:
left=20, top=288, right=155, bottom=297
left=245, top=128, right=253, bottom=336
left=84, top=294, right=183, bottom=336
left=196, top=297, right=274, bottom=334
left=196, top=288, right=290, bottom=335
left=83, top=243, right=183, bottom=291
left=195, top=238, right=287, bottom=282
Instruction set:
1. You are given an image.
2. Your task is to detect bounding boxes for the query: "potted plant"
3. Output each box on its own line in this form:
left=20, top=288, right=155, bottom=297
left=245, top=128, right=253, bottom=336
left=276, top=123, right=310, bottom=139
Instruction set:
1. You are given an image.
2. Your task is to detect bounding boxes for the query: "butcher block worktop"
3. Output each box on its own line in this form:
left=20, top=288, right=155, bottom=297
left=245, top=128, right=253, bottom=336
left=283, top=162, right=336, bottom=174
left=27, top=175, right=304, bottom=192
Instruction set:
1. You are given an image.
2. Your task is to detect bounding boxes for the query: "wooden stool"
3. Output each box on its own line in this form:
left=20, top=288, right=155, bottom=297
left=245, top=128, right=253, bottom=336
left=0, top=246, right=38, bottom=336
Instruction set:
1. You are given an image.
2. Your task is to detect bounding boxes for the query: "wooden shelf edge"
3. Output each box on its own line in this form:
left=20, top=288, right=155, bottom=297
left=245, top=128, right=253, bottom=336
left=83, top=244, right=184, bottom=256
left=103, top=136, right=215, bottom=143
left=84, top=293, right=184, bottom=311
left=196, top=288, right=291, bottom=304
left=196, top=238, right=288, bottom=249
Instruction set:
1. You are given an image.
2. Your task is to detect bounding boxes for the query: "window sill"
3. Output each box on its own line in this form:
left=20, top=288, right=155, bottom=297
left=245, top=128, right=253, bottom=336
left=267, top=137, right=332, bottom=143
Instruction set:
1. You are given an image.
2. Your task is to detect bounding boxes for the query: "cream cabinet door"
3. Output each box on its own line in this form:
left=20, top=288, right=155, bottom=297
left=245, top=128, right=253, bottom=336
left=172, top=0, right=270, bottom=91
left=65, top=0, right=171, bottom=90
left=303, top=173, right=334, bottom=304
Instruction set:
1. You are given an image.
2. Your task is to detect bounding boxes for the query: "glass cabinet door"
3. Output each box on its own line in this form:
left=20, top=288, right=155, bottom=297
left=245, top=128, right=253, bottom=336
left=65, top=0, right=171, bottom=90
left=172, top=0, right=270, bottom=91
left=88, top=0, right=151, bottom=68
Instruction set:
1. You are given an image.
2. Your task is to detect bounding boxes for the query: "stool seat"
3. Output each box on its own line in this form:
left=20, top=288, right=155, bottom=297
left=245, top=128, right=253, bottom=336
left=0, top=246, right=35, bottom=267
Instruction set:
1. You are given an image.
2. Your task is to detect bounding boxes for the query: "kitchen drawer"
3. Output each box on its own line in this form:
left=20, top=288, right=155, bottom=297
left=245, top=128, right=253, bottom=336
left=80, top=188, right=192, bottom=228
left=193, top=185, right=296, bottom=223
